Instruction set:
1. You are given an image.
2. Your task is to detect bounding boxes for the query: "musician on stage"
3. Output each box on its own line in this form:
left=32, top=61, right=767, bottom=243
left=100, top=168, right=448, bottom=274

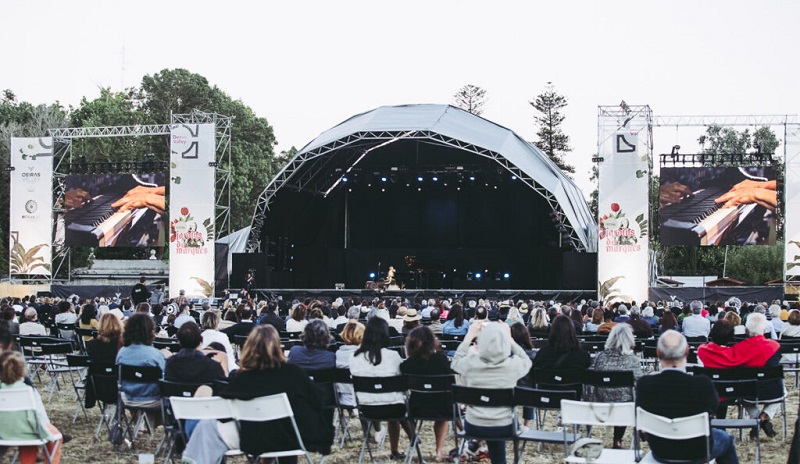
left=660, top=178, right=776, bottom=211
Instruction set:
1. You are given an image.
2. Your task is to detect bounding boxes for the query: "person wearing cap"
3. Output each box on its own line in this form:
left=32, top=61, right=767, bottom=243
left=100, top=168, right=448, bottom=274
left=518, top=303, right=530, bottom=325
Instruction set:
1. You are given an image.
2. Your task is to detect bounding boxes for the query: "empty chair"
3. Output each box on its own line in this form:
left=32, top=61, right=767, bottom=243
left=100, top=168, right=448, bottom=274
left=561, top=400, right=638, bottom=463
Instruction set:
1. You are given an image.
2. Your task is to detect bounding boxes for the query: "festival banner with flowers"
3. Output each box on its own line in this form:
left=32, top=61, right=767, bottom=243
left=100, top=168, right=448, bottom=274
left=597, top=131, right=649, bottom=304
left=169, top=124, right=215, bottom=298
left=9, top=138, right=53, bottom=276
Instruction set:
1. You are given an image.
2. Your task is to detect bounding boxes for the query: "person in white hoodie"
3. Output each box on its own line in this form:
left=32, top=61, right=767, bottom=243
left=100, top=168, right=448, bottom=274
left=451, top=321, right=532, bottom=464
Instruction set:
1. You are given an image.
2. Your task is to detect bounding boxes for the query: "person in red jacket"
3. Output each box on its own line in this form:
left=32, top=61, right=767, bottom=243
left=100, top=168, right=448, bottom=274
left=698, top=313, right=782, bottom=438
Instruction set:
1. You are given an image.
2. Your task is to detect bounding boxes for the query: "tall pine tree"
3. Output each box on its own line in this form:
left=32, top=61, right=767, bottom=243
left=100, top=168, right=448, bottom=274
left=452, top=84, right=487, bottom=116
left=531, top=83, right=574, bottom=175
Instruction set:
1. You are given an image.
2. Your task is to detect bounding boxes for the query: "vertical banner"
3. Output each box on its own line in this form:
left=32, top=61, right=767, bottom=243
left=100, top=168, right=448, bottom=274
left=784, top=125, right=800, bottom=290
left=9, top=138, right=53, bottom=276
left=597, top=130, right=649, bottom=303
left=169, top=124, right=215, bottom=298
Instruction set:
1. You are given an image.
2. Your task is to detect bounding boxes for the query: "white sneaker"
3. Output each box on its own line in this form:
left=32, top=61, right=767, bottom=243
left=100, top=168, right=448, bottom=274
left=518, top=425, right=530, bottom=435
left=375, top=426, right=387, bottom=448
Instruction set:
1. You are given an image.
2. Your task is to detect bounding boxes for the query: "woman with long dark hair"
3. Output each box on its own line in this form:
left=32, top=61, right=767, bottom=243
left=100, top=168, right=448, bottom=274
left=659, top=310, right=679, bottom=334
left=442, top=304, right=470, bottom=336
left=400, top=326, right=452, bottom=461
left=78, top=304, right=98, bottom=342
left=531, top=315, right=590, bottom=370
left=350, top=317, right=411, bottom=460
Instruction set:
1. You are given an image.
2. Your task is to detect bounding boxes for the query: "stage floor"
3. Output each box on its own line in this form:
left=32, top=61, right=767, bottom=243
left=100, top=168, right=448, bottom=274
left=250, top=288, right=596, bottom=302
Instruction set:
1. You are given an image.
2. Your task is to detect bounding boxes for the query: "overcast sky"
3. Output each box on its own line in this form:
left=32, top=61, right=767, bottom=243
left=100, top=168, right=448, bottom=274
left=3, top=0, right=799, bottom=197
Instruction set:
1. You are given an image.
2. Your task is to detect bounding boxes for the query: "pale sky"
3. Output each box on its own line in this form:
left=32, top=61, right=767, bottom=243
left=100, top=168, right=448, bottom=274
left=3, top=0, right=799, bottom=198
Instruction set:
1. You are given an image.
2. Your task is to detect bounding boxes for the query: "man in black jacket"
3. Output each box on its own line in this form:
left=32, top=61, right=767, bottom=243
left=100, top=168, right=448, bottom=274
left=131, top=276, right=151, bottom=305
left=165, top=322, right=227, bottom=384
left=636, top=330, right=738, bottom=464
left=259, top=302, right=286, bottom=333
left=221, top=308, right=258, bottom=341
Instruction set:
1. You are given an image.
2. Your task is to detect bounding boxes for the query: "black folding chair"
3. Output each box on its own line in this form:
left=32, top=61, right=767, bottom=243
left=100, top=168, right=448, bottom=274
left=532, top=368, right=583, bottom=428
left=351, top=375, right=408, bottom=464
left=66, top=354, right=90, bottom=422
left=74, top=328, right=97, bottom=354
left=157, top=380, right=204, bottom=463
left=153, top=338, right=180, bottom=353
left=38, top=341, right=77, bottom=401
left=514, top=386, right=578, bottom=460
left=87, top=362, right=118, bottom=438
left=404, top=374, right=456, bottom=464
left=779, top=340, right=800, bottom=388
left=579, top=341, right=606, bottom=355
left=116, top=364, right=164, bottom=449
left=332, top=367, right=356, bottom=447
left=451, top=385, right=518, bottom=464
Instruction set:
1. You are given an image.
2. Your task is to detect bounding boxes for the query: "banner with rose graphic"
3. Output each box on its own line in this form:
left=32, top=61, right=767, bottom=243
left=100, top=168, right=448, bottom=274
left=597, top=131, right=649, bottom=303
left=9, top=137, right=53, bottom=276
left=169, top=124, right=215, bottom=298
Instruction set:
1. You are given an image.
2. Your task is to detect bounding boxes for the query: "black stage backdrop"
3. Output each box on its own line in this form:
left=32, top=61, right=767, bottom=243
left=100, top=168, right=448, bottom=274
left=648, top=286, right=783, bottom=304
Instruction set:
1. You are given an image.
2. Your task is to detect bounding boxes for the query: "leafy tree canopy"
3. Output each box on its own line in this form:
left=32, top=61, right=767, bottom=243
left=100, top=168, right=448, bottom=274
left=531, top=83, right=574, bottom=175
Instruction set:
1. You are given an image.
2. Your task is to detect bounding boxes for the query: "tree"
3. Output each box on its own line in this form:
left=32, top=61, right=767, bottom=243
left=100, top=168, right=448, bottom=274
left=531, top=83, right=574, bottom=175
left=698, top=125, right=751, bottom=155
left=452, top=84, right=487, bottom=116
left=137, top=69, right=281, bottom=231
left=588, top=164, right=598, bottom=218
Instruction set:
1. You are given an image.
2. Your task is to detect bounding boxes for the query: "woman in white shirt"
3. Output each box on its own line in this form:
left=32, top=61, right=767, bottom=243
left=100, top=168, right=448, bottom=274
left=286, top=304, right=309, bottom=333
left=199, top=310, right=238, bottom=370
left=335, top=320, right=365, bottom=407
left=349, top=317, right=411, bottom=460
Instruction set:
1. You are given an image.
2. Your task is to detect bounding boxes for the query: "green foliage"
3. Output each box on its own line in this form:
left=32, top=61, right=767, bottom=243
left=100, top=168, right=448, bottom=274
left=724, top=243, right=784, bottom=285
left=588, top=164, right=598, bottom=218
left=452, top=84, right=487, bottom=116
left=530, top=83, right=574, bottom=175
left=698, top=125, right=751, bottom=155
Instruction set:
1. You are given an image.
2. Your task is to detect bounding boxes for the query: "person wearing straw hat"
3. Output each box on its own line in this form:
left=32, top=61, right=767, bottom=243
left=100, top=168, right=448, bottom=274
left=402, top=308, right=422, bottom=335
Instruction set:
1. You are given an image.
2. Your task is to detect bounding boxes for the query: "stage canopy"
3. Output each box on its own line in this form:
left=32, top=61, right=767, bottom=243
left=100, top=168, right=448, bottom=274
left=247, top=104, right=597, bottom=253
left=240, top=104, right=599, bottom=290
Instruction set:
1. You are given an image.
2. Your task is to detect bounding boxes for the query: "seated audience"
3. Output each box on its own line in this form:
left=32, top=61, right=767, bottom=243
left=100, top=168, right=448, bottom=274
left=612, top=304, right=630, bottom=323
left=569, top=309, right=584, bottom=335
left=527, top=306, right=550, bottom=338
left=442, top=304, right=470, bottom=336
left=682, top=300, right=711, bottom=339
left=221, top=307, right=257, bottom=341
left=722, top=310, right=745, bottom=335
left=400, top=326, right=453, bottom=461
left=402, top=308, right=422, bottom=335
left=658, top=310, right=679, bottom=334
left=0, top=351, right=68, bottom=464
left=288, top=320, right=336, bottom=370
left=532, top=315, right=590, bottom=371
left=116, top=313, right=166, bottom=420
left=627, top=306, right=653, bottom=339
left=2, top=306, right=19, bottom=335
left=350, top=317, right=411, bottom=461
left=427, top=309, right=443, bottom=335
left=584, top=307, right=603, bottom=334
left=335, top=321, right=364, bottom=408
left=218, top=309, right=238, bottom=331
left=641, top=305, right=659, bottom=327
left=596, top=310, right=618, bottom=335
left=173, top=305, right=195, bottom=329
left=450, top=321, right=532, bottom=464
left=199, top=311, right=237, bottom=370
left=505, top=306, right=524, bottom=327
left=182, top=325, right=332, bottom=463
left=388, top=306, right=405, bottom=333
left=166, top=321, right=227, bottom=384
left=585, top=324, right=643, bottom=449
left=781, top=309, right=800, bottom=339
left=509, top=322, right=537, bottom=429
left=286, top=303, right=308, bottom=333
left=637, top=330, right=738, bottom=463
left=86, top=313, right=122, bottom=364
left=78, top=304, right=98, bottom=341
left=19, top=308, right=47, bottom=336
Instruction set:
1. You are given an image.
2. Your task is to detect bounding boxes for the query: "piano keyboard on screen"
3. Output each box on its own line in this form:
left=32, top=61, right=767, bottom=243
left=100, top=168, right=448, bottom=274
left=659, top=187, right=746, bottom=246
left=65, top=193, right=135, bottom=246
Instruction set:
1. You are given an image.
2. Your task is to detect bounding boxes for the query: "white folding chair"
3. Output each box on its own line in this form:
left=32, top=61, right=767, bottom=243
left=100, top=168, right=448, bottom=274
left=636, top=407, right=714, bottom=463
left=561, top=400, right=637, bottom=463
left=229, top=394, right=315, bottom=464
left=0, top=388, right=63, bottom=464
left=168, top=396, right=243, bottom=459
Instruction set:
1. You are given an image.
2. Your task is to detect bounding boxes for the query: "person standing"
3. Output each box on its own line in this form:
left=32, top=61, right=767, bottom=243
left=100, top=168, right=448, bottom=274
left=131, top=276, right=152, bottom=306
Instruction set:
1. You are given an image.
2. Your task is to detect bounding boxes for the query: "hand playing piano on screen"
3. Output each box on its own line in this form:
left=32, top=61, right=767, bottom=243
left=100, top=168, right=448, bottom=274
left=659, top=182, right=693, bottom=207
left=111, top=185, right=166, bottom=215
left=64, top=188, right=93, bottom=210
left=714, top=180, right=777, bottom=211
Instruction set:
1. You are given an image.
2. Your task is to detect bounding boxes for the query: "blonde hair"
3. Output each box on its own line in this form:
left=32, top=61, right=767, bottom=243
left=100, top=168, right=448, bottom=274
left=722, top=310, right=741, bottom=326
left=239, top=325, right=286, bottom=371
left=340, top=321, right=365, bottom=346
left=97, top=313, right=123, bottom=344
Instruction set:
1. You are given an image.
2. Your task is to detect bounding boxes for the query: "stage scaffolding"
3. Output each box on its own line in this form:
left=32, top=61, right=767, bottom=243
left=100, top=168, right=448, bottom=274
left=27, top=111, right=232, bottom=284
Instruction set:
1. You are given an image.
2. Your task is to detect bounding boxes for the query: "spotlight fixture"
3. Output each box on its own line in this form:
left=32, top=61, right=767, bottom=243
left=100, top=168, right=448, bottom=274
left=503, top=272, right=510, bottom=280
left=469, top=176, right=476, bottom=181
left=381, top=176, right=387, bottom=182
left=474, top=272, right=482, bottom=280
left=342, top=176, right=348, bottom=183
left=369, top=272, right=376, bottom=279
left=432, top=176, right=439, bottom=182
left=418, top=176, right=424, bottom=182
left=511, top=175, right=517, bottom=180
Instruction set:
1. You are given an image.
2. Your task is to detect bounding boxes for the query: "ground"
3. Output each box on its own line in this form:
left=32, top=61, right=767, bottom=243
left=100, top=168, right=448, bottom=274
left=39, top=373, right=797, bottom=463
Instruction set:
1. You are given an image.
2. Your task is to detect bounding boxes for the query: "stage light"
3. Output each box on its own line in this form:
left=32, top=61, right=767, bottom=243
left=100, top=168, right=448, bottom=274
left=342, top=176, right=348, bottom=183
left=503, top=272, right=510, bottom=280
left=474, top=272, right=482, bottom=280
left=418, top=176, right=424, bottom=182
left=381, top=188, right=385, bottom=192
left=381, top=176, right=387, bottom=182
left=369, top=272, right=376, bottom=279
left=432, top=176, right=439, bottom=182
left=469, top=176, right=475, bottom=181
left=511, top=175, right=517, bottom=180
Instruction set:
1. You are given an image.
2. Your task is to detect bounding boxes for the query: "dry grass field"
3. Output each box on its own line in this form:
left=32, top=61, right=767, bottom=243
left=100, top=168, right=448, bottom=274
left=36, top=374, right=797, bottom=464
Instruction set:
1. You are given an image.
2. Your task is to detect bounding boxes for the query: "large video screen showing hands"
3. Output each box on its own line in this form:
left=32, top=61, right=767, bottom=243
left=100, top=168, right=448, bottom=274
left=659, top=166, right=777, bottom=246
left=64, top=173, right=166, bottom=247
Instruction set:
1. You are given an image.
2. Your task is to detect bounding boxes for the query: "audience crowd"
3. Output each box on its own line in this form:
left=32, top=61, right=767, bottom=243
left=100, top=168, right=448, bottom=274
left=0, top=287, right=799, bottom=463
